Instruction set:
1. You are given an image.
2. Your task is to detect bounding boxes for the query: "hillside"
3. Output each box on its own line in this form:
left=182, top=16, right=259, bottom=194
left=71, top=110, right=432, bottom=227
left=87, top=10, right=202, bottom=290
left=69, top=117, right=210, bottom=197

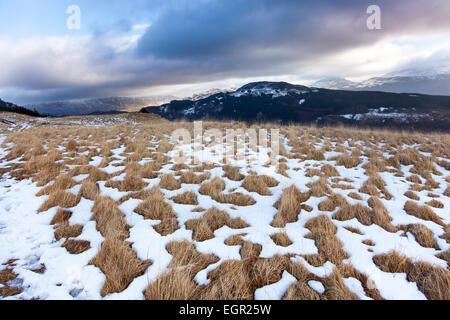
left=0, top=99, right=41, bottom=117
left=141, top=81, right=450, bottom=131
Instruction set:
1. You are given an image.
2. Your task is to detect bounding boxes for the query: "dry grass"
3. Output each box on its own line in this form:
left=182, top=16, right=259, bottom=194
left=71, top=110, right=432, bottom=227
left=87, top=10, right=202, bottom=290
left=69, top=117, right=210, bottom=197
left=373, top=251, right=450, bottom=300
left=134, top=186, right=179, bottom=236
left=404, top=191, right=420, bottom=200
left=270, top=232, right=293, bottom=247
left=160, top=173, right=181, bottom=191
left=199, top=177, right=256, bottom=206
left=185, top=208, right=249, bottom=242
left=400, top=224, right=440, bottom=249
left=170, top=191, right=199, bottom=205
left=241, top=174, right=279, bottom=196
left=62, top=239, right=91, bottom=254
left=305, top=215, right=348, bottom=265
left=38, top=190, right=80, bottom=212
left=90, top=238, right=152, bottom=297
left=404, top=201, right=444, bottom=226
left=272, top=185, right=310, bottom=228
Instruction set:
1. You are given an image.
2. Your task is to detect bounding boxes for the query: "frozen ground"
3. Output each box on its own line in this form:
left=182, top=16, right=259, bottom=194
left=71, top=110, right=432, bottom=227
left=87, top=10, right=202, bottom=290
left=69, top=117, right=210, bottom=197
left=0, top=113, right=449, bottom=300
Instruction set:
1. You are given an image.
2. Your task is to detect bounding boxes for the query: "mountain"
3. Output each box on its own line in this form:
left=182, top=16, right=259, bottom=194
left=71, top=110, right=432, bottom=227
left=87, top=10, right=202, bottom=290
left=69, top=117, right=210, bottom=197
left=141, top=81, right=450, bottom=131
left=25, top=96, right=176, bottom=117
left=313, top=70, right=450, bottom=96
left=187, top=88, right=238, bottom=101
left=0, top=98, right=41, bottom=117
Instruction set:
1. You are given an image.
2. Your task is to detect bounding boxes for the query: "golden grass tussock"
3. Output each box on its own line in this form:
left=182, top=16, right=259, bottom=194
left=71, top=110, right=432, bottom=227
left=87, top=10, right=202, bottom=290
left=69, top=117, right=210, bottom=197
left=92, top=196, right=130, bottom=240
left=335, top=154, right=362, bottom=168
left=179, top=170, right=211, bottom=184
left=403, top=201, right=445, bottom=226
left=159, top=173, right=181, bottom=191
left=80, top=180, right=100, bottom=200
left=425, top=199, right=444, bottom=209
left=166, top=240, right=219, bottom=275
left=38, top=190, right=80, bottom=212
left=170, top=191, right=199, bottom=205
left=404, top=191, right=420, bottom=200
left=200, top=177, right=256, bottom=206
left=399, top=224, right=440, bottom=250
left=241, top=174, right=279, bottom=196
left=105, top=174, right=147, bottom=192
left=318, top=194, right=348, bottom=212
left=305, top=215, right=348, bottom=265
left=185, top=207, right=249, bottom=242
left=272, top=185, right=310, bottom=228
left=90, top=238, right=152, bottom=297
left=223, top=165, right=245, bottom=181
left=373, top=251, right=450, bottom=300
left=270, top=231, right=293, bottom=247
left=62, top=239, right=91, bottom=254
left=134, top=186, right=179, bottom=236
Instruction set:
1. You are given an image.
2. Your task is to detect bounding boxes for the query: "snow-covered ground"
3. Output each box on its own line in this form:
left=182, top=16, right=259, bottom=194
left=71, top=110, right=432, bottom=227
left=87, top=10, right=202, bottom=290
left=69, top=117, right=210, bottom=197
left=0, top=114, right=449, bottom=300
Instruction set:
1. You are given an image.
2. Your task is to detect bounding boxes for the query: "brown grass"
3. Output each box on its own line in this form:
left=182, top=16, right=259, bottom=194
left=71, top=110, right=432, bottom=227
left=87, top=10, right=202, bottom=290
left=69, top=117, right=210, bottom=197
left=270, top=232, right=293, bottom=247
left=170, top=191, right=199, bottom=205
left=134, top=186, right=179, bottom=236
left=90, top=238, right=152, bottom=297
left=62, top=239, right=91, bottom=254
left=404, top=191, right=420, bottom=200
left=404, top=201, right=444, bottom=226
left=185, top=208, right=249, bottom=242
left=426, top=199, right=444, bottom=209
left=400, top=224, right=440, bottom=249
left=272, top=185, right=310, bottom=228
left=38, top=190, right=80, bottom=212
left=373, top=251, right=450, bottom=300
left=305, top=215, right=348, bottom=265
left=241, top=174, right=279, bottom=196
left=160, top=173, right=181, bottom=190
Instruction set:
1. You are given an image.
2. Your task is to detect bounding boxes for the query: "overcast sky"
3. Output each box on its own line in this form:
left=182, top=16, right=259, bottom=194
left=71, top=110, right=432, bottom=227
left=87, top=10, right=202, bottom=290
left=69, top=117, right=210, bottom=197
left=1, top=0, right=449, bottom=104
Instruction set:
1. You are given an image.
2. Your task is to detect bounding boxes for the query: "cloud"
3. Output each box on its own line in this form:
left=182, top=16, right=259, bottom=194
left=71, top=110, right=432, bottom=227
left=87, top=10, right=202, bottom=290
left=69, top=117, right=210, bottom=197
left=1, top=0, right=449, bottom=103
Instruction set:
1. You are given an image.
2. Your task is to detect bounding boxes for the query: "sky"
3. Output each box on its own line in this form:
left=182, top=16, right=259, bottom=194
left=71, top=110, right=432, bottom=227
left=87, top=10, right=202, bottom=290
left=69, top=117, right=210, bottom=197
left=0, top=0, right=449, bottom=104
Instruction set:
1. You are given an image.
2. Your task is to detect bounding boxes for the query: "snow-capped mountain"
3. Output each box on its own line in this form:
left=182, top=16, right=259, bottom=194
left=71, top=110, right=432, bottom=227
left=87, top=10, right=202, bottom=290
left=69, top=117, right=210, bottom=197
left=313, top=69, right=450, bottom=96
left=142, top=81, right=450, bottom=131
left=26, top=96, right=177, bottom=117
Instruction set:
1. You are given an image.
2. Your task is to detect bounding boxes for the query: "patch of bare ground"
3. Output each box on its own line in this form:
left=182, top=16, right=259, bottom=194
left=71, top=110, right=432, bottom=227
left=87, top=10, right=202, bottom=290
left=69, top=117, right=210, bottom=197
left=403, top=201, right=445, bottom=226
left=271, top=185, right=310, bottom=228
left=373, top=251, right=450, bottom=300
left=134, top=186, right=179, bottom=236
left=185, top=207, right=249, bottom=242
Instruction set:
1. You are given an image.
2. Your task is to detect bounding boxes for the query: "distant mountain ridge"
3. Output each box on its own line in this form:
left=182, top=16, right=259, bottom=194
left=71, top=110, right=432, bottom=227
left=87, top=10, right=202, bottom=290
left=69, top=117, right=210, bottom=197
left=141, top=81, right=450, bottom=131
left=313, top=70, right=450, bottom=96
left=25, top=96, right=176, bottom=117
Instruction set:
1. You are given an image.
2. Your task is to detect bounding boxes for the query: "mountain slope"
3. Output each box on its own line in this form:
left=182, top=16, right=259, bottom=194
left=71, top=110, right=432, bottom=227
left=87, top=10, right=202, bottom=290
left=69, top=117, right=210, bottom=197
left=26, top=96, right=176, bottom=117
left=0, top=99, right=41, bottom=117
left=142, top=81, right=450, bottom=131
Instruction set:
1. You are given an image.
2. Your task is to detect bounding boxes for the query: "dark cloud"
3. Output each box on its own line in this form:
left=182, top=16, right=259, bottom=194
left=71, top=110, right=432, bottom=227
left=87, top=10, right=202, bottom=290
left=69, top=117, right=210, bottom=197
left=2, top=0, right=450, bottom=103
